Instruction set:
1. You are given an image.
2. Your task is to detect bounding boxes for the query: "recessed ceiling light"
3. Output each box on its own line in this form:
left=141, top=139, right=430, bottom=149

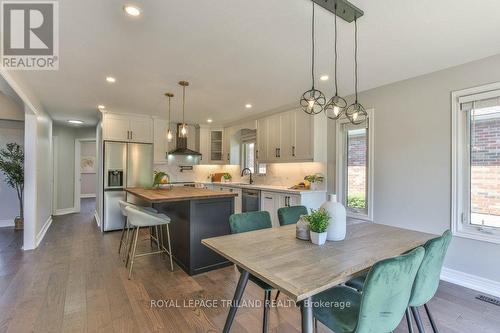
left=106, top=76, right=116, bottom=83
left=68, top=120, right=84, bottom=124
left=124, top=5, right=141, bottom=17
left=207, top=119, right=213, bottom=123
left=97, top=105, right=105, bottom=110
left=245, top=104, right=252, bottom=109
left=320, top=75, right=329, bottom=81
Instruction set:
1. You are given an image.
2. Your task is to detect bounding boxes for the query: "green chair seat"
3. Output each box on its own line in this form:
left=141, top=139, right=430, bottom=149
left=277, top=206, right=308, bottom=226
left=312, top=286, right=361, bottom=333
left=313, top=247, right=425, bottom=333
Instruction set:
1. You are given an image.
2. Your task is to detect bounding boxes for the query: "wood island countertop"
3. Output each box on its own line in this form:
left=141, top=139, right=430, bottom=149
left=125, top=186, right=237, bottom=203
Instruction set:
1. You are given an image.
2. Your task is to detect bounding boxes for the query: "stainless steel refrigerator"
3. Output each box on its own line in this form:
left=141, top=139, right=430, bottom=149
left=103, top=141, right=153, bottom=231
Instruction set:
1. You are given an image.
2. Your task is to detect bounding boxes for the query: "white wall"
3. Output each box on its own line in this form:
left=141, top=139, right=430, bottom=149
left=0, top=120, right=24, bottom=226
left=80, top=141, right=96, bottom=196
left=52, top=124, right=96, bottom=212
left=327, top=54, right=500, bottom=283
left=1, top=70, right=54, bottom=250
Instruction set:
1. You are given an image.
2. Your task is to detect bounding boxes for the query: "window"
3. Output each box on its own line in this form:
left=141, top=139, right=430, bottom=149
left=336, top=109, right=374, bottom=221
left=242, top=142, right=255, bottom=173
left=452, top=82, right=500, bottom=243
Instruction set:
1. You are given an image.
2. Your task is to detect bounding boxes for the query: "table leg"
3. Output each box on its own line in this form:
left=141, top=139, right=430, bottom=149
left=223, top=269, right=249, bottom=333
left=301, top=297, right=314, bottom=333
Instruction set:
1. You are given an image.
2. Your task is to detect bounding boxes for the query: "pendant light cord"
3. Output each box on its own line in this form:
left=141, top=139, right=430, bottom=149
left=334, top=4, right=338, bottom=96
left=182, top=86, right=186, bottom=124
left=168, top=96, right=171, bottom=130
left=311, top=2, right=315, bottom=89
left=354, top=17, right=358, bottom=103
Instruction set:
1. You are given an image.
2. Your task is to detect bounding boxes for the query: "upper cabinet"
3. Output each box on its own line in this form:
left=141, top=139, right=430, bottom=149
left=198, top=126, right=225, bottom=165
left=103, top=113, right=153, bottom=143
left=256, top=108, right=325, bottom=163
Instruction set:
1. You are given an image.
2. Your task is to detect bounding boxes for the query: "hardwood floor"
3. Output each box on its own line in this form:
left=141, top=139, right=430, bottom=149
left=0, top=198, right=498, bottom=333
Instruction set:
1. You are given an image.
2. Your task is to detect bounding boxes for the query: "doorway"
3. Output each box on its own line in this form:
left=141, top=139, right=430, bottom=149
left=75, top=139, right=97, bottom=214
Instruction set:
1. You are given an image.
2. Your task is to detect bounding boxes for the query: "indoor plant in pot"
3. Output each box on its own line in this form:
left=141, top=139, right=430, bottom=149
left=304, top=173, right=325, bottom=190
left=222, top=172, right=232, bottom=183
left=0, top=143, right=24, bottom=230
left=305, top=208, right=330, bottom=245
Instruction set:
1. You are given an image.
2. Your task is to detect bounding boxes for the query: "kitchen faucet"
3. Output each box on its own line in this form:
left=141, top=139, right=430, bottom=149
left=241, top=168, right=254, bottom=184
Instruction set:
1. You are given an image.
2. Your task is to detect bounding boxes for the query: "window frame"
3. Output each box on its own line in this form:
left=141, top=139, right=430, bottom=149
left=451, top=82, right=500, bottom=244
left=240, top=141, right=256, bottom=174
left=336, top=109, right=374, bottom=221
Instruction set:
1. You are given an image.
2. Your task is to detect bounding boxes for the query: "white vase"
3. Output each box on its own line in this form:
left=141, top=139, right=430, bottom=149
left=321, top=194, right=347, bottom=241
left=310, top=182, right=318, bottom=190
left=310, top=231, right=327, bottom=245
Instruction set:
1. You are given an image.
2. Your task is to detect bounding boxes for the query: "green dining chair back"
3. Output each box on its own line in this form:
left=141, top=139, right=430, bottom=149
left=355, top=247, right=425, bottom=333
left=229, top=211, right=272, bottom=234
left=409, top=229, right=452, bottom=306
left=277, top=205, right=308, bottom=226
left=312, top=247, right=425, bottom=333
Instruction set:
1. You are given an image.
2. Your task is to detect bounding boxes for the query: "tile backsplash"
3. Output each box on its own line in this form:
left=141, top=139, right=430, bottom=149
left=154, top=162, right=326, bottom=188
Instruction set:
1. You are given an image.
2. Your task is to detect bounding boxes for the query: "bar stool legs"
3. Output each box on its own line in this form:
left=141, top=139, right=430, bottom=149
left=118, top=216, right=128, bottom=255
left=128, top=226, right=141, bottom=279
left=165, top=224, right=174, bottom=271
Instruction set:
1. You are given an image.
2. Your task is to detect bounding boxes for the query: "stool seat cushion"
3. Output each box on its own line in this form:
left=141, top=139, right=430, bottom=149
left=118, top=200, right=158, bottom=216
left=125, top=206, right=170, bottom=227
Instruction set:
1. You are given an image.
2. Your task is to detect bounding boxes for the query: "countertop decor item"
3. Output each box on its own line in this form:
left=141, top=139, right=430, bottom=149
left=321, top=194, right=347, bottom=241
left=153, top=171, right=170, bottom=189
left=296, top=215, right=310, bottom=240
left=222, top=173, right=232, bottom=182
left=304, top=173, right=324, bottom=190
left=0, top=143, right=24, bottom=230
left=305, top=208, right=330, bottom=245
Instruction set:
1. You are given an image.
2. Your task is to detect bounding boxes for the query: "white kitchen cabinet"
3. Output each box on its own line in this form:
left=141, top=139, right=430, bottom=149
left=103, top=113, right=153, bottom=143
left=213, top=185, right=242, bottom=214
left=153, top=118, right=168, bottom=164
left=279, top=111, right=294, bottom=160
left=266, top=114, right=281, bottom=162
left=198, top=126, right=225, bottom=165
left=256, top=118, right=268, bottom=162
left=261, top=191, right=279, bottom=227
left=292, top=109, right=314, bottom=161
left=278, top=193, right=301, bottom=209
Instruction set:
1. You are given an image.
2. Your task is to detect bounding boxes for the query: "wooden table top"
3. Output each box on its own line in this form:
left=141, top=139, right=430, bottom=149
left=126, top=187, right=237, bottom=203
left=202, top=223, right=437, bottom=302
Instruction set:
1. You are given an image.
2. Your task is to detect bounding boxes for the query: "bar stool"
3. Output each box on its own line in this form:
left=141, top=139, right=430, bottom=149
left=125, top=206, right=174, bottom=279
left=117, top=201, right=158, bottom=260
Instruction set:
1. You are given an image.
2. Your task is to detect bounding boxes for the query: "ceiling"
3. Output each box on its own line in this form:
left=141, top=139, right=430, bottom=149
left=13, top=0, right=500, bottom=126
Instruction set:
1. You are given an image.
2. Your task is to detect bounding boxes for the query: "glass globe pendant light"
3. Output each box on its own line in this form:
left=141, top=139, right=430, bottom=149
left=165, top=92, right=174, bottom=142
left=178, top=81, right=189, bottom=138
left=300, top=2, right=326, bottom=115
left=345, top=17, right=367, bottom=125
left=324, top=3, right=347, bottom=120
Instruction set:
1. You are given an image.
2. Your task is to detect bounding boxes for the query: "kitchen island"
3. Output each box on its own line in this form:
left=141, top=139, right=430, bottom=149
left=126, top=187, right=237, bottom=275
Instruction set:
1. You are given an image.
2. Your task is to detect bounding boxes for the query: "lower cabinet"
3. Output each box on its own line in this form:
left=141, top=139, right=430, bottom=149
left=211, top=185, right=242, bottom=214
left=261, top=191, right=325, bottom=227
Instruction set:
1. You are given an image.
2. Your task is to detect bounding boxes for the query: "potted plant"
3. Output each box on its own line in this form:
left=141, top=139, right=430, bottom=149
left=222, top=172, right=232, bottom=183
left=153, top=171, right=170, bottom=189
left=305, top=208, right=330, bottom=245
left=0, top=143, right=24, bottom=230
left=304, top=173, right=325, bottom=190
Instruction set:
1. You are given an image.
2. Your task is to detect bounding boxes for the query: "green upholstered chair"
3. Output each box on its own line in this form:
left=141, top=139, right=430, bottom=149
left=277, top=205, right=308, bottom=226
left=345, top=230, right=452, bottom=333
left=312, top=247, right=425, bottom=333
left=228, top=211, right=275, bottom=333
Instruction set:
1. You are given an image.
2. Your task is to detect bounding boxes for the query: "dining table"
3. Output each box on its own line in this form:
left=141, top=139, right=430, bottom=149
left=201, top=222, right=437, bottom=333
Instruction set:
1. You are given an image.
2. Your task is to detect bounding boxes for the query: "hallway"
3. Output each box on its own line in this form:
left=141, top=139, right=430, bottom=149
left=0, top=200, right=498, bottom=333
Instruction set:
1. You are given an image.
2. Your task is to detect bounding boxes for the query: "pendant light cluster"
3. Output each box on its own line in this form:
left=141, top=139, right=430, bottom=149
left=164, top=80, right=191, bottom=140
left=300, top=1, right=366, bottom=125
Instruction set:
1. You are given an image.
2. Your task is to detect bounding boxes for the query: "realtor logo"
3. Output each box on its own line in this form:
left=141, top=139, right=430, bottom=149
left=1, top=1, right=59, bottom=70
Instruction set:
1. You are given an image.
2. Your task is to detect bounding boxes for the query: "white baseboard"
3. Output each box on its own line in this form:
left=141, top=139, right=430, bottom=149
left=54, top=207, right=78, bottom=216
left=0, top=219, right=14, bottom=227
left=35, top=216, right=52, bottom=248
left=441, top=267, right=500, bottom=298
left=94, top=210, right=101, bottom=227
left=80, top=194, right=96, bottom=198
